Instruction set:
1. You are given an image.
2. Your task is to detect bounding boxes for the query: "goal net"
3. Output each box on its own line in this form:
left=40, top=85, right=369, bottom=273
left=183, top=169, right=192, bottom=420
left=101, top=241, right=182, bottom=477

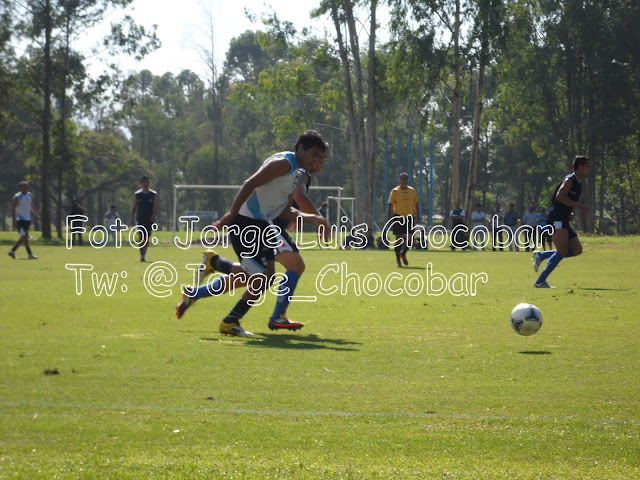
left=172, top=184, right=348, bottom=238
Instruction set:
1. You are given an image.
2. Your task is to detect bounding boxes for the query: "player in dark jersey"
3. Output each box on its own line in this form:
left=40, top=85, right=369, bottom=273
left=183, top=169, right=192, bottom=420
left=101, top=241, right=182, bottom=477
left=532, top=156, right=591, bottom=288
left=130, top=175, right=158, bottom=262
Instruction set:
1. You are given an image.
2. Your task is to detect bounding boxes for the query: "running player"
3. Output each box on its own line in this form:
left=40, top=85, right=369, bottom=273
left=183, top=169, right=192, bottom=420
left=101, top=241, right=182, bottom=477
left=387, top=172, right=419, bottom=267
left=532, top=156, right=591, bottom=288
left=175, top=130, right=329, bottom=336
left=8, top=181, right=39, bottom=259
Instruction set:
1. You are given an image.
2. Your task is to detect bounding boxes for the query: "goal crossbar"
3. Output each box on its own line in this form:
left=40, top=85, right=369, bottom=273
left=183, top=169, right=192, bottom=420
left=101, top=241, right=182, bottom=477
left=172, top=184, right=345, bottom=238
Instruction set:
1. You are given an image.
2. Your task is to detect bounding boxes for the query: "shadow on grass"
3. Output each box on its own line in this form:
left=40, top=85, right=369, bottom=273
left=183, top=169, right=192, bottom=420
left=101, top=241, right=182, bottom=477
left=395, top=265, right=427, bottom=271
left=519, top=351, right=552, bottom=355
left=201, top=333, right=361, bottom=351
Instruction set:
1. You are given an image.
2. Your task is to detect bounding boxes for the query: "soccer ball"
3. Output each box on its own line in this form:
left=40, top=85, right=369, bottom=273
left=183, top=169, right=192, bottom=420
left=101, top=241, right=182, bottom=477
left=510, top=303, right=543, bottom=336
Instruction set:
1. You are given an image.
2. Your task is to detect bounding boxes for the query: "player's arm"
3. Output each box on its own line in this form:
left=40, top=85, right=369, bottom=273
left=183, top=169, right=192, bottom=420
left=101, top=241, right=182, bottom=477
left=555, top=178, right=590, bottom=213
left=290, top=173, right=330, bottom=236
left=30, top=199, right=41, bottom=220
left=215, top=159, right=291, bottom=228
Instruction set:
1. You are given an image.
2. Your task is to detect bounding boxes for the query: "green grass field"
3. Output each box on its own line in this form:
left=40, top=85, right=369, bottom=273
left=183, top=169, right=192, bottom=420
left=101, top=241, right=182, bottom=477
left=1, top=232, right=639, bottom=479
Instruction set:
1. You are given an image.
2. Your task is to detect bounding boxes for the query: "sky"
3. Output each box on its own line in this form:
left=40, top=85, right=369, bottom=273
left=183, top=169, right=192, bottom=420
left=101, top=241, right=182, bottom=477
left=86, top=0, right=330, bottom=79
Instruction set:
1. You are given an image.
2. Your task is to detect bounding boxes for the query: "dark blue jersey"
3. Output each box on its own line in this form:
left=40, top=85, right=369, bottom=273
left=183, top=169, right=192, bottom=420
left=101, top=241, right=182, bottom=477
left=135, top=189, right=156, bottom=223
left=549, top=173, right=581, bottom=220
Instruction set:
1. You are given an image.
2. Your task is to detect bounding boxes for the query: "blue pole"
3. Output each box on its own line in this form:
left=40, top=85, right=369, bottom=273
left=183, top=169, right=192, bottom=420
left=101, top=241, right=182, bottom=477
left=407, top=134, right=413, bottom=182
left=373, top=179, right=377, bottom=231
left=419, top=136, right=423, bottom=224
left=396, top=133, right=401, bottom=177
left=384, top=136, right=389, bottom=223
left=429, top=137, right=434, bottom=226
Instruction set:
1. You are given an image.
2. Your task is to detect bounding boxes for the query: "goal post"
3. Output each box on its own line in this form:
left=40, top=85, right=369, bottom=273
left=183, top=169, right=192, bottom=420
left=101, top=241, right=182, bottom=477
left=172, top=184, right=347, bottom=239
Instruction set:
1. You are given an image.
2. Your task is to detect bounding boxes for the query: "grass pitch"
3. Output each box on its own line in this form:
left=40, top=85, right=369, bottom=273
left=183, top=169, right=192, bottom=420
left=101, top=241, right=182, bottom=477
left=0, top=233, right=639, bottom=478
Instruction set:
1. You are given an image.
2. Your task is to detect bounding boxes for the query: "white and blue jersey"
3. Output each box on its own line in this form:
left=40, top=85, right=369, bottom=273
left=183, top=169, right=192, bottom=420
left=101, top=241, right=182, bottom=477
left=14, top=192, right=33, bottom=221
left=238, top=152, right=302, bottom=222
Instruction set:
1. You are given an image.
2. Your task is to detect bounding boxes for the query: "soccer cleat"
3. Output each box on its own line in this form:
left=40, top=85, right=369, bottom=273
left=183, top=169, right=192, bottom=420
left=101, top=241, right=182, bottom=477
left=532, top=251, right=541, bottom=272
left=268, top=315, right=304, bottom=331
left=400, top=252, right=409, bottom=265
left=8, top=250, right=16, bottom=259
left=534, top=281, right=556, bottom=289
left=175, top=287, right=196, bottom=319
left=197, top=250, right=219, bottom=284
left=219, top=320, right=254, bottom=337
left=28, top=254, right=37, bottom=260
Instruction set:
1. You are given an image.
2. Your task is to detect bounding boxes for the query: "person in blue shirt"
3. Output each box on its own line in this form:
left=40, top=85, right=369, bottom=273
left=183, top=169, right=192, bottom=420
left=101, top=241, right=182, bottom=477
left=130, top=176, right=158, bottom=262
left=533, top=156, right=591, bottom=288
left=8, top=181, right=39, bottom=259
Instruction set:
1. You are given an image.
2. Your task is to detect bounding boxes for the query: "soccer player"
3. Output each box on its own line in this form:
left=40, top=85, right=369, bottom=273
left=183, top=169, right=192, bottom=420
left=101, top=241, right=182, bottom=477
left=175, top=130, right=329, bottom=337
left=130, top=175, right=158, bottom=262
left=532, top=156, right=591, bottom=288
left=387, top=172, right=419, bottom=267
left=8, top=181, right=39, bottom=259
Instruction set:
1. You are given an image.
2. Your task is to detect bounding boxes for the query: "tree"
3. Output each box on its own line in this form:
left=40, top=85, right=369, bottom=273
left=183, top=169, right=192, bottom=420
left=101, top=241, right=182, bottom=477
left=12, top=0, right=159, bottom=238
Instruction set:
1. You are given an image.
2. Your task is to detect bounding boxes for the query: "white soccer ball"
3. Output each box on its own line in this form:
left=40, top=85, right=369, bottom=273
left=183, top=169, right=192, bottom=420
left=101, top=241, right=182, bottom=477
left=510, top=303, right=543, bottom=336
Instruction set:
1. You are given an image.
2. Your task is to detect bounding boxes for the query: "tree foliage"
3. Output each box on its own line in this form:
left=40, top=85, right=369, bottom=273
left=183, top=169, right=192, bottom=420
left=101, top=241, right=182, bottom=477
left=2, top=0, right=640, bottom=235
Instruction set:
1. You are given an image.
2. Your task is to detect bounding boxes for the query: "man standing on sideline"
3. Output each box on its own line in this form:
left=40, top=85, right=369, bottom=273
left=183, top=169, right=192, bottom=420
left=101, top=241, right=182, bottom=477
left=8, top=181, right=39, bottom=259
left=449, top=201, right=466, bottom=251
left=131, top=175, right=158, bottom=262
left=471, top=203, right=488, bottom=251
left=521, top=205, right=538, bottom=252
left=504, top=203, right=520, bottom=251
left=387, top=172, right=419, bottom=267
left=105, top=205, right=120, bottom=246
left=69, top=198, right=86, bottom=246
left=533, top=156, right=591, bottom=288
left=491, top=201, right=505, bottom=251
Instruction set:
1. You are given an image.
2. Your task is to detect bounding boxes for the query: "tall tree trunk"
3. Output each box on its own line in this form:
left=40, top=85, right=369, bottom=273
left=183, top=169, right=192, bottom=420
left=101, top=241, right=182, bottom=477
left=597, top=148, right=606, bottom=234
left=342, top=0, right=367, bottom=224
left=330, top=0, right=360, bottom=220
left=364, top=0, right=377, bottom=230
left=450, top=0, right=462, bottom=207
left=464, top=60, right=486, bottom=224
left=40, top=0, right=53, bottom=239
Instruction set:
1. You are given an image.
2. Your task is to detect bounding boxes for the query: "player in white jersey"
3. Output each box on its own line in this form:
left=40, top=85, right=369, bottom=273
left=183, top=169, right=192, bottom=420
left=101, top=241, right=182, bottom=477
left=8, top=181, right=39, bottom=259
left=175, top=130, right=329, bottom=337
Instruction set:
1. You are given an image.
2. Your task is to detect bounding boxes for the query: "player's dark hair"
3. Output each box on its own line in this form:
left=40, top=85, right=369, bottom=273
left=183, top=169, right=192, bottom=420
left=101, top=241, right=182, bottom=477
left=573, top=155, right=590, bottom=171
left=140, top=175, right=150, bottom=182
left=295, top=130, right=329, bottom=153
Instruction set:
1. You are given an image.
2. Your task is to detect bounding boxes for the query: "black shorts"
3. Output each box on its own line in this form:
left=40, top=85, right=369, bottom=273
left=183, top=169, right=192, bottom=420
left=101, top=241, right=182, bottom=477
left=16, top=220, right=30, bottom=236
left=136, top=221, right=153, bottom=240
left=229, top=215, right=298, bottom=275
left=547, top=215, right=577, bottom=240
left=390, top=215, right=411, bottom=236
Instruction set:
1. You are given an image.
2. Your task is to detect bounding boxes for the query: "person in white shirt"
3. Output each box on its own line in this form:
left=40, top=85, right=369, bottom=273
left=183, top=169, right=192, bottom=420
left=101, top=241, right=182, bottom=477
left=491, top=201, right=505, bottom=251
left=8, top=181, right=39, bottom=259
left=470, top=203, right=488, bottom=251
left=104, top=205, right=120, bottom=246
left=521, top=205, right=539, bottom=252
